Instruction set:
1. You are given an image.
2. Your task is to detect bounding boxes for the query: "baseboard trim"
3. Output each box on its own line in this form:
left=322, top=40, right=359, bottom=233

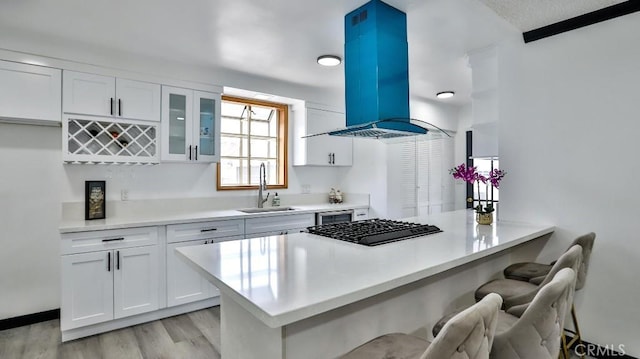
left=0, top=308, right=61, bottom=331
left=566, top=335, right=637, bottom=359
left=61, top=298, right=219, bottom=342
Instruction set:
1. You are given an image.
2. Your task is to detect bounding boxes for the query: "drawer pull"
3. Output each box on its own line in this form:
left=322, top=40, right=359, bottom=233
left=200, top=228, right=217, bottom=232
left=357, top=213, right=366, bottom=216
left=102, top=237, right=125, bottom=242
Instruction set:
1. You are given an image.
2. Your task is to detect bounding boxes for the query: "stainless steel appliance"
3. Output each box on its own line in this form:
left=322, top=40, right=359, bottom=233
left=315, top=209, right=354, bottom=225
left=307, top=218, right=442, bottom=246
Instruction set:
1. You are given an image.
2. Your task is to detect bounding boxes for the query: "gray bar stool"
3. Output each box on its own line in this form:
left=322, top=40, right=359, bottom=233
left=474, top=245, right=582, bottom=310
left=503, top=233, right=595, bottom=352
left=491, top=268, right=577, bottom=359
left=433, top=268, right=577, bottom=359
left=339, top=293, right=503, bottom=359
left=434, top=245, right=581, bottom=358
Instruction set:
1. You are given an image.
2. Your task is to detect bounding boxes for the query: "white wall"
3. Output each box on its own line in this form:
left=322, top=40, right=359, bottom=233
left=338, top=140, right=388, bottom=218
left=0, top=123, right=63, bottom=319
left=498, top=12, right=640, bottom=356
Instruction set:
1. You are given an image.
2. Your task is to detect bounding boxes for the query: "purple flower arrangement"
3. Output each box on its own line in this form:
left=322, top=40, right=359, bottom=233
left=450, top=164, right=506, bottom=214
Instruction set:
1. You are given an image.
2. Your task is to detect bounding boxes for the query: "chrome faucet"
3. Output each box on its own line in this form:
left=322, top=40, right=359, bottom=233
left=258, top=162, right=269, bottom=208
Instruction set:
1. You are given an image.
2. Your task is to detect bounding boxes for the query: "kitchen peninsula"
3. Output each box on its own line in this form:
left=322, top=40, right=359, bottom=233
left=177, top=209, right=554, bottom=359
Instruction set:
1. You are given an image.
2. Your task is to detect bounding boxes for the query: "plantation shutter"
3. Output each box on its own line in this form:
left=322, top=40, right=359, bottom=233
left=399, top=137, right=455, bottom=216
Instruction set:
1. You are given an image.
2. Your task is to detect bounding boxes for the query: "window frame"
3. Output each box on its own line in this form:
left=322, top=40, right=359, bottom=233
left=216, top=95, right=288, bottom=191
left=466, top=130, right=500, bottom=209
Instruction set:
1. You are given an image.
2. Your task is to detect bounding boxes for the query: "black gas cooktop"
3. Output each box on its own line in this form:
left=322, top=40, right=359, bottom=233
left=307, top=218, right=442, bottom=246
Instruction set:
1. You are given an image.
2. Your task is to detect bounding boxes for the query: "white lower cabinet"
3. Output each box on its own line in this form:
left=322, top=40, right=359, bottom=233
left=166, top=219, right=244, bottom=307
left=113, top=246, right=160, bottom=319
left=61, top=227, right=161, bottom=331
left=61, top=245, right=160, bottom=330
left=167, top=240, right=218, bottom=306
left=61, top=251, right=114, bottom=329
left=60, top=209, right=367, bottom=339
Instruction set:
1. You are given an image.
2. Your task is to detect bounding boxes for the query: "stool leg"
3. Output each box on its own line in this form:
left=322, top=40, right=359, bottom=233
left=565, top=304, right=584, bottom=357
left=560, top=333, right=570, bottom=359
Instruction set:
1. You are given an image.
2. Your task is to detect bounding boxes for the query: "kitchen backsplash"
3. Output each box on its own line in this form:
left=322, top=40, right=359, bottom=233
left=61, top=193, right=370, bottom=221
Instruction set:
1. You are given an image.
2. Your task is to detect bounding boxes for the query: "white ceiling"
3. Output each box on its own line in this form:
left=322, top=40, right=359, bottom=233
left=0, top=0, right=625, bottom=107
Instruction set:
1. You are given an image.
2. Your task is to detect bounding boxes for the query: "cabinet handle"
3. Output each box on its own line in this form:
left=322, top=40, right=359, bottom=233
left=110, top=98, right=114, bottom=115
left=332, top=153, right=335, bottom=164
left=200, top=228, right=217, bottom=232
left=328, top=153, right=332, bottom=164
left=116, top=251, right=120, bottom=270
left=189, top=145, right=192, bottom=160
left=195, top=145, right=198, bottom=161
left=118, top=99, right=122, bottom=116
left=102, top=237, right=125, bottom=242
left=107, top=252, right=111, bottom=272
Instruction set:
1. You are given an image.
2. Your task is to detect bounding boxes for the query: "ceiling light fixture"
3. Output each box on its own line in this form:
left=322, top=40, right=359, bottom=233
left=436, top=91, right=455, bottom=99
left=317, top=55, right=342, bottom=67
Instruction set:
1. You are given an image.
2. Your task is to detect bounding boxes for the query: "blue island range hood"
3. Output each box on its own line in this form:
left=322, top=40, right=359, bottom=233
left=325, top=0, right=450, bottom=139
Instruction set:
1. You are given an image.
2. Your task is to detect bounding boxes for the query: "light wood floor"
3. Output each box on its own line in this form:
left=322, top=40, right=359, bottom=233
left=0, top=306, right=593, bottom=359
left=0, top=307, right=221, bottom=359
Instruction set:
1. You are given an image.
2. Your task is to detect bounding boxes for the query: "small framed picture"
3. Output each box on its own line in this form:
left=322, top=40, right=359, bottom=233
left=85, top=180, right=106, bottom=220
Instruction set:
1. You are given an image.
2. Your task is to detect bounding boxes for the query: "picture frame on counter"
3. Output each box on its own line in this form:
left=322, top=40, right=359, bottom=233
left=85, top=180, right=106, bottom=220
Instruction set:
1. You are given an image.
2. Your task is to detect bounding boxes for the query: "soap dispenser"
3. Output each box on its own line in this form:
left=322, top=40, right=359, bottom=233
left=272, top=192, right=280, bottom=207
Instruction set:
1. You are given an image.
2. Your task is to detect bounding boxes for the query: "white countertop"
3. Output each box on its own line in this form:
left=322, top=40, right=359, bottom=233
left=176, top=209, right=554, bottom=328
left=59, top=202, right=367, bottom=233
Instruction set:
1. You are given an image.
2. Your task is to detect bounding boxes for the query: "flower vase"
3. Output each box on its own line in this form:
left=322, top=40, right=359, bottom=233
left=476, top=211, right=493, bottom=225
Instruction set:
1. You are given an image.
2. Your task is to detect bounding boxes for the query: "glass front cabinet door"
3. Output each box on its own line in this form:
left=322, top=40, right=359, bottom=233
left=161, top=86, right=220, bottom=163
left=193, top=91, right=221, bottom=162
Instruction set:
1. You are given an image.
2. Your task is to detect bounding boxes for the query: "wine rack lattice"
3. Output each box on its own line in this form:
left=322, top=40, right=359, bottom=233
left=65, top=117, right=159, bottom=164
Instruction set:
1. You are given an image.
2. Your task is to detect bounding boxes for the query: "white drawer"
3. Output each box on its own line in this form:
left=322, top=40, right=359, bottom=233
left=245, top=213, right=315, bottom=235
left=167, top=219, right=244, bottom=243
left=354, top=208, right=370, bottom=220
left=61, top=226, right=159, bottom=255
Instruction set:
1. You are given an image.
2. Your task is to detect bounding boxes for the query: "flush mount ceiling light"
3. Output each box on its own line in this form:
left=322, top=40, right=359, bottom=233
left=436, top=91, right=455, bottom=99
left=317, top=55, right=342, bottom=67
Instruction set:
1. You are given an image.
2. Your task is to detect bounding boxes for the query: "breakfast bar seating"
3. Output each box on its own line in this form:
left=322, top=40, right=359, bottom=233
left=502, top=232, right=596, bottom=353
left=339, top=293, right=503, bottom=359
left=490, top=268, right=577, bottom=359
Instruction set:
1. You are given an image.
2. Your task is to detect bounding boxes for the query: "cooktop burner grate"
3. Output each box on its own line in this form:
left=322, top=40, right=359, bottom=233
left=307, top=218, right=442, bottom=246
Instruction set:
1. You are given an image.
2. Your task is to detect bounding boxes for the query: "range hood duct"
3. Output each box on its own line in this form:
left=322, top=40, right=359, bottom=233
left=322, top=0, right=450, bottom=140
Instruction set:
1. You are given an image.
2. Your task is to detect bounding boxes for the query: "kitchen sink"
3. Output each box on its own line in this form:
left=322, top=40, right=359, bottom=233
left=238, top=207, right=297, bottom=214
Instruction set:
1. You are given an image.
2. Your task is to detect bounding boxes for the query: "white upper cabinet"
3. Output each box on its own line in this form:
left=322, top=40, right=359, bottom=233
left=161, top=86, right=221, bottom=163
left=115, top=78, right=162, bottom=121
left=0, top=60, right=61, bottom=124
left=293, top=105, right=353, bottom=166
left=63, top=70, right=160, bottom=121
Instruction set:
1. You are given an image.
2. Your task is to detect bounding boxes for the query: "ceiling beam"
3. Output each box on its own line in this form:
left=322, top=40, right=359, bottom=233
left=523, top=1, right=640, bottom=43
